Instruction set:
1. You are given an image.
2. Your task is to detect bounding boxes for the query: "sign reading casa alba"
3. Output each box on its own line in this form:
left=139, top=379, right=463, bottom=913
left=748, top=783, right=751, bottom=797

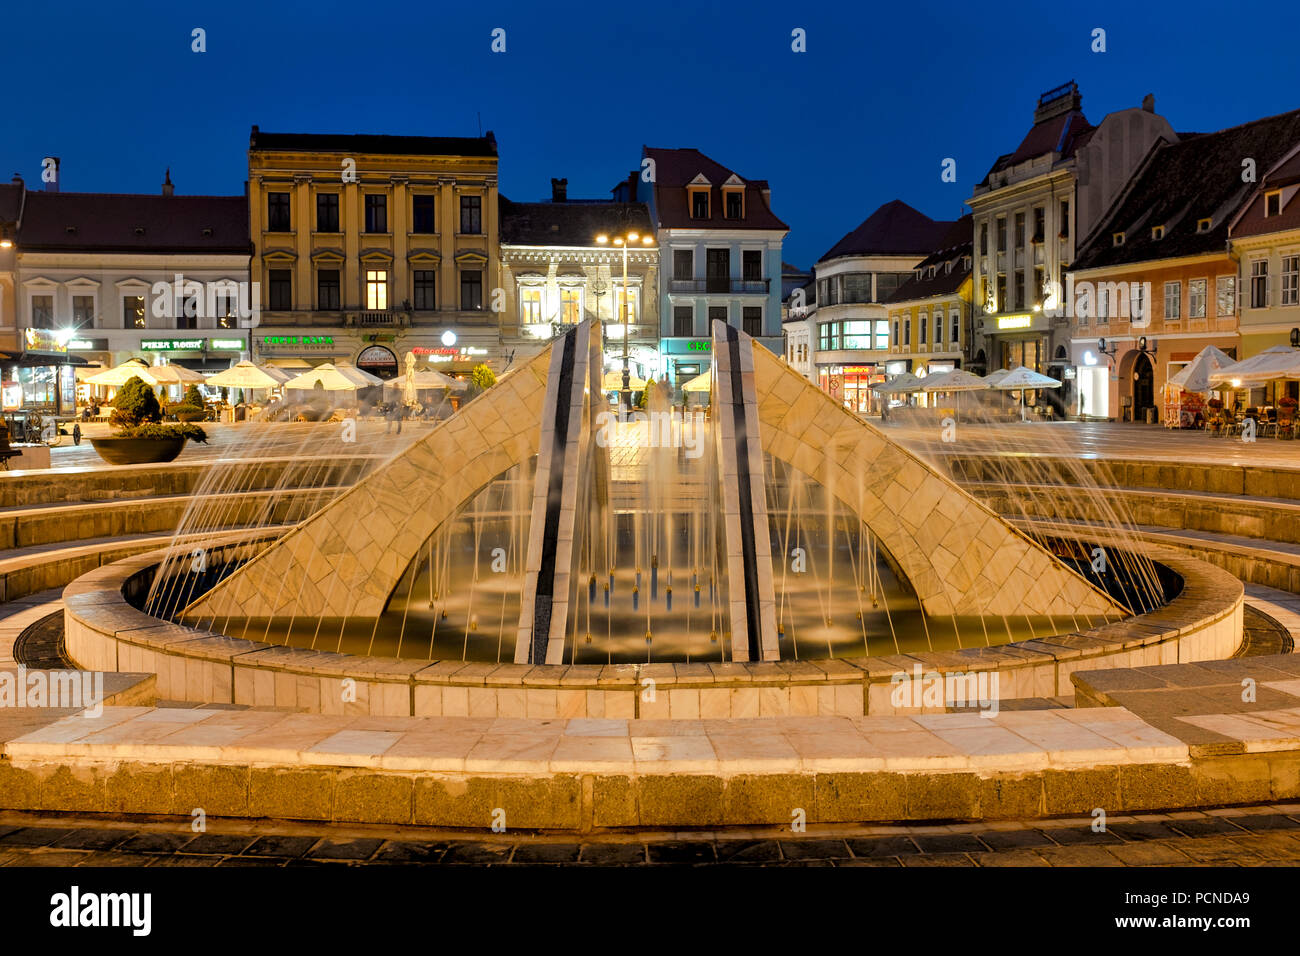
left=997, top=314, right=1033, bottom=330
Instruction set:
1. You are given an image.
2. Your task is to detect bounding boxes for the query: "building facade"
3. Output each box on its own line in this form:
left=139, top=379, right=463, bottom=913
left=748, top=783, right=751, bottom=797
left=498, top=181, right=657, bottom=375
left=641, top=148, right=787, bottom=384
left=806, top=200, right=953, bottom=415
left=884, top=215, right=974, bottom=397
left=969, top=83, right=1176, bottom=412
left=10, top=171, right=249, bottom=414
left=1070, top=108, right=1300, bottom=420
left=1229, top=141, right=1300, bottom=370
left=247, top=128, right=500, bottom=379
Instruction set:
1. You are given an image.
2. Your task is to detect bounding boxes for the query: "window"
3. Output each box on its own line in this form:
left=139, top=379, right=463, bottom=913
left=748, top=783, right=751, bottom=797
left=459, top=195, right=482, bottom=234
left=1113, top=232, right=1125, bottom=246
left=1059, top=199, right=1069, bottom=238
left=412, top=195, right=437, bottom=233
left=175, top=291, right=199, bottom=329
left=1265, top=191, right=1282, bottom=217
left=995, top=274, right=1006, bottom=312
left=318, top=270, right=341, bottom=310
left=615, top=287, right=639, bottom=325
left=1130, top=283, right=1145, bottom=321
left=951, top=311, right=959, bottom=345
left=996, top=217, right=1006, bottom=252
left=269, top=270, right=292, bottom=311
left=842, top=273, right=871, bottom=304
left=818, top=322, right=839, bottom=351
left=708, top=305, right=728, bottom=328
left=892, top=320, right=899, bottom=347
left=520, top=287, right=543, bottom=325
left=673, top=249, right=693, bottom=280
left=365, top=194, right=388, bottom=233
left=1014, top=212, right=1025, bottom=248
left=690, top=190, right=709, bottom=219
left=674, top=305, right=694, bottom=337
left=316, top=193, right=339, bottom=233
left=72, top=295, right=94, bottom=326
left=1251, top=259, right=1268, bottom=308
left=725, top=191, right=743, bottom=219
left=1033, top=267, right=1045, bottom=307
left=873, top=320, right=889, bottom=350
left=560, top=287, right=581, bottom=324
left=214, top=291, right=236, bottom=328
left=874, top=272, right=909, bottom=301
left=1097, top=285, right=1110, bottom=320
left=124, top=295, right=146, bottom=328
left=919, top=313, right=928, bottom=344
left=1189, top=278, right=1207, bottom=319
left=413, top=270, right=437, bottom=310
left=1013, top=271, right=1025, bottom=310
left=460, top=270, right=483, bottom=310
left=742, top=306, right=762, bottom=337
left=267, top=192, right=291, bottom=231
left=1164, top=281, right=1181, bottom=320
left=1283, top=255, right=1300, bottom=307
left=1151, top=226, right=1164, bottom=240
left=364, top=270, right=388, bottom=310
left=1032, top=206, right=1045, bottom=243
left=742, top=250, right=762, bottom=281
left=31, top=295, right=54, bottom=328
left=841, top=320, right=871, bottom=349
left=1217, top=276, right=1236, bottom=316
left=1197, top=218, right=1212, bottom=233
left=934, top=314, right=943, bottom=346
left=979, top=223, right=988, bottom=255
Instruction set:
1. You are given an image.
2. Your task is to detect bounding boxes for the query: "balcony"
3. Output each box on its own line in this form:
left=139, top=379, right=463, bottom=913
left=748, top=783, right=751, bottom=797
left=347, top=310, right=410, bottom=328
left=669, top=278, right=770, bottom=295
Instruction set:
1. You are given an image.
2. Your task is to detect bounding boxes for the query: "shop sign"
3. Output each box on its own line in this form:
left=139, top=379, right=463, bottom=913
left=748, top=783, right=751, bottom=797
left=262, top=335, right=335, bottom=347
left=357, top=345, right=399, bottom=379
left=410, top=346, right=488, bottom=358
left=997, top=314, right=1033, bottom=330
left=66, top=338, right=108, bottom=351
left=141, top=338, right=205, bottom=350
left=23, top=329, right=68, bottom=353
left=209, top=338, right=244, bottom=350
left=687, top=341, right=710, bottom=352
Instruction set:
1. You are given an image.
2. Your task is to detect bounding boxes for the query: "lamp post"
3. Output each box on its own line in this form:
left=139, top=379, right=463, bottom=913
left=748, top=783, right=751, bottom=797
left=596, top=230, right=654, bottom=413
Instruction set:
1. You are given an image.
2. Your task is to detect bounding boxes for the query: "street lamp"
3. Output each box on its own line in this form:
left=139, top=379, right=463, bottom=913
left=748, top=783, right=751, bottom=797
left=596, top=231, right=654, bottom=413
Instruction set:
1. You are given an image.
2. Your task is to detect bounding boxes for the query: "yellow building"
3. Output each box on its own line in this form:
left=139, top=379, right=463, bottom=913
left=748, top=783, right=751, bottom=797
left=247, top=127, right=501, bottom=379
left=885, top=216, right=974, bottom=401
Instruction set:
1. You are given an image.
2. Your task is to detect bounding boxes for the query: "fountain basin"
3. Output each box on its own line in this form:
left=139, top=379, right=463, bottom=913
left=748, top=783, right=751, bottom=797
left=63, top=533, right=1243, bottom=719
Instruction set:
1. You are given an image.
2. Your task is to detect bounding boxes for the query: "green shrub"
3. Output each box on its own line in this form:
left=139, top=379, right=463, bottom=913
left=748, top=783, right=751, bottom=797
left=470, top=363, right=496, bottom=390
left=109, top=376, right=163, bottom=428
left=114, top=422, right=207, bottom=443
left=171, top=404, right=206, bottom=422
left=183, top=384, right=204, bottom=408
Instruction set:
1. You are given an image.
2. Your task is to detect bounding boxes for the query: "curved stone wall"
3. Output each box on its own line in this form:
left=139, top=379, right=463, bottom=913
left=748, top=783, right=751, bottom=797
left=63, top=535, right=1243, bottom=719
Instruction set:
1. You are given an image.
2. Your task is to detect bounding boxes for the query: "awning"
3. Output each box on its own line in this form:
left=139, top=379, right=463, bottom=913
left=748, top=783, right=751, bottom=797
left=0, top=350, right=91, bottom=368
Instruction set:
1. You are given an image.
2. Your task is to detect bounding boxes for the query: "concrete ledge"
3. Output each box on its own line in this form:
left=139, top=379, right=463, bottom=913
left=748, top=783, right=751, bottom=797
left=2, top=705, right=1298, bottom=829
left=62, top=534, right=1244, bottom=718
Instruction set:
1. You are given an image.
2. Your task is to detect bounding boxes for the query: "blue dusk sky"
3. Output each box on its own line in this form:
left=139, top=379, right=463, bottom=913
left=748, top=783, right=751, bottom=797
left=5, top=0, right=1298, bottom=267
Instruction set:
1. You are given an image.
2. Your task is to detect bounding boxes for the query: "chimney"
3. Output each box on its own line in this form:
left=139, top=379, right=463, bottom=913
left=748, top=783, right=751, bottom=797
left=162, top=169, right=174, bottom=197
left=1142, top=93, right=1155, bottom=113
left=550, top=177, right=568, bottom=202
left=43, top=156, right=60, bottom=193
left=10, top=173, right=22, bottom=187
left=485, top=130, right=498, bottom=153
left=626, top=171, right=639, bottom=203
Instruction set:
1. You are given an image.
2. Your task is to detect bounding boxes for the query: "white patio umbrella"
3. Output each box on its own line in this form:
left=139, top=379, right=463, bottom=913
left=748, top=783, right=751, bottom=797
left=281, top=362, right=383, bottom=391
left=983, top=368, right=1013, bottom=387
left=1208, top=345, right=1300, bottom=387
left=83, top=358, right=154, bottom=386
left=206, top=361, right=289, bottom=389
left=871, top=372, right=923, bottom=394
left=680, top=371, right=712, bottom=393
left=602, top=369, right=648, bottom=391
left=264, top=357, right=312, bottom=370
left=920, top=369, right=989, bottom=392
left=1167, top=345, right=1236, bottom=394
left=146, top=364, right=207, bottom=385
left=988, top=366, right=1062, bottom=421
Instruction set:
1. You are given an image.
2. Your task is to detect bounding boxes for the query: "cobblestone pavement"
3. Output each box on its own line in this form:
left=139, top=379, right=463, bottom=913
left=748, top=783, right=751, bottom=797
left=3, top=804, right=1300, bottom=866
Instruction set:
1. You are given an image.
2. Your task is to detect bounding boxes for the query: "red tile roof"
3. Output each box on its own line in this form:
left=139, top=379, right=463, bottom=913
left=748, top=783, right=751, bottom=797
left=17, top=191, right=250, bottom=254
left=1232, top=146, right=1300, bottom=239
left=817, top=199, right=954, bottom=262
left=643, top=147, right=787, bottom=231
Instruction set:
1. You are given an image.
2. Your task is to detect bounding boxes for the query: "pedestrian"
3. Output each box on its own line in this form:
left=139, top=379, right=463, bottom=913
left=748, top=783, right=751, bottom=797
left=72, top=422, right=81, bottom=446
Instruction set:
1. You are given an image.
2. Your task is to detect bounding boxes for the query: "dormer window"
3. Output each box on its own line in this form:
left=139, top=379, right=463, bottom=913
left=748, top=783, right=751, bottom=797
left=1151, top=226, right=1164, bottom=240
left=1266, top=190, right=1282, bottom=217
left=689, top=189, right=710, bottom=219
left=1197, top=218, right=1212, bottom=233
left=1113, top=232, right=1125, bottom=247
left=723, top=190, right=744, bottom=219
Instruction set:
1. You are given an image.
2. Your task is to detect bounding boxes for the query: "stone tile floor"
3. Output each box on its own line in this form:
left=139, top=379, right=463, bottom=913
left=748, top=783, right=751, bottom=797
left=2, top=803, right=1299, bottom=866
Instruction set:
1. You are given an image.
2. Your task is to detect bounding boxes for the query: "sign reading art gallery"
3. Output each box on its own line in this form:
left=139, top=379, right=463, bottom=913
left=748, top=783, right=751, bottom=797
left=356, top=345, right=398, bottom=380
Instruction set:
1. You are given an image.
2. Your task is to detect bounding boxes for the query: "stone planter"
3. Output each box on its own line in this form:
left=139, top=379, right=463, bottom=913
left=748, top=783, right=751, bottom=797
left=89, top=436, right=187, bottom=465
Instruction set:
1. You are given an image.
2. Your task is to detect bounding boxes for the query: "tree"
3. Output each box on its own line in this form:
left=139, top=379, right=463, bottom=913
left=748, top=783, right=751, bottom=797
left=638, top=377, right=656, bottom=409
left=470, top=364, right=497, bottom=391
left=183, top=384, right=204, bottom=408
left=110, top=376, right=163, bottom=428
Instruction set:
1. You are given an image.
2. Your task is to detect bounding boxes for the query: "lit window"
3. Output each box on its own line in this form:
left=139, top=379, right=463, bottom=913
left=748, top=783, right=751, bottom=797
left=520, top=287, right=543, bottom=325
left=365, top=270, right=389, bottom=310
left=1283, top=255, right=1299, bottom=307
left=1266, top=191, right=1282, bottom=217
left=560, top=287, right=582, bottom=324
left=1217, top=276, right=1236, bottom=316
left=1189, top=278, right=1207, bottom=318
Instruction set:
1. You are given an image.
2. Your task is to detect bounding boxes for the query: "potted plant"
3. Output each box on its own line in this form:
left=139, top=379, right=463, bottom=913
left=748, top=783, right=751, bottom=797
left=90, top=376, right=208, bottom=464
left=170, top=384, right=208, bottom=422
